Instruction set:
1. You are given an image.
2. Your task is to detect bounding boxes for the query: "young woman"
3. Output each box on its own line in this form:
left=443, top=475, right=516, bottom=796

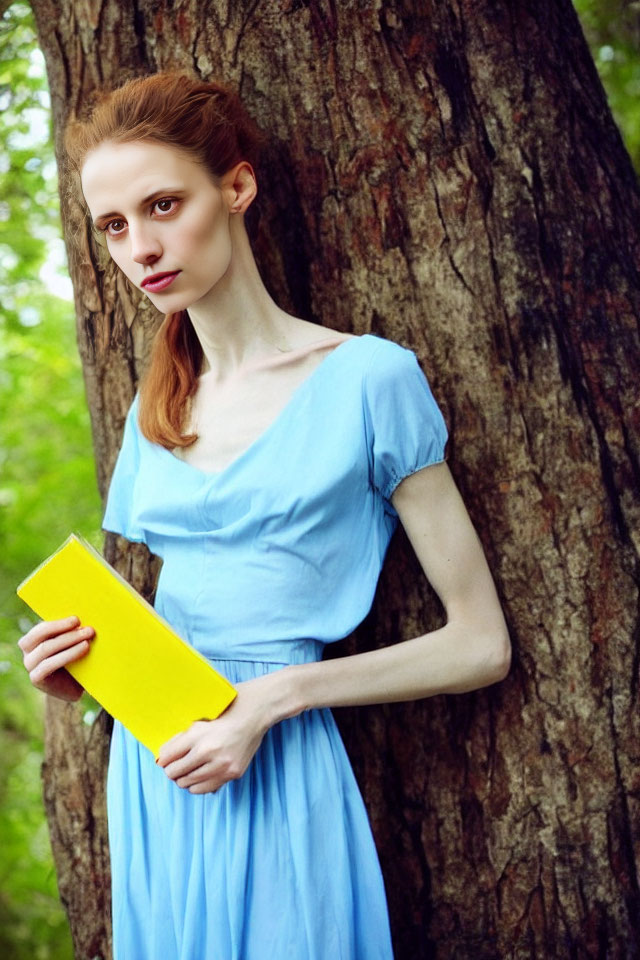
left=19, top=72, right=510, bottom=959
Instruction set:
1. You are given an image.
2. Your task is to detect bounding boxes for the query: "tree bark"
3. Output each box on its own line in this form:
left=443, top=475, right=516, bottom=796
left=29, top=1, right=640, bottom=957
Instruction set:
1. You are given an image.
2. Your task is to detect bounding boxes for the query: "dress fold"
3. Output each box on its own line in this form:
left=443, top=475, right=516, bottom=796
left=104, top=334, right=448, bottom=959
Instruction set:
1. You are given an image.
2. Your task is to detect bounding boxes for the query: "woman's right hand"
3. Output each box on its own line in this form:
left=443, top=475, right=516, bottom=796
left=18, top=616, right=95, bottom=702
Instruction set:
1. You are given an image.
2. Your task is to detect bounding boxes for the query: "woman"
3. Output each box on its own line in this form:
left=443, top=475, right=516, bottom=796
left=19, top=71, right=510, bottom=959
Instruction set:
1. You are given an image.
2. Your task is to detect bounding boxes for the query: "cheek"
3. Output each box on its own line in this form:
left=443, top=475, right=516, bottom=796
left=108, top=245, right=135, bottom=278
left=184, top=209, right=232, bottom=269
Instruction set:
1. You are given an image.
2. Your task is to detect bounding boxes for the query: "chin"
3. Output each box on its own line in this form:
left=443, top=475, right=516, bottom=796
left=144, top=292, right=192, bottom=312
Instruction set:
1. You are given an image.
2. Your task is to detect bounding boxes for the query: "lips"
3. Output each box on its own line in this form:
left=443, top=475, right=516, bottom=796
left=141, top=270, right=181, bottom=292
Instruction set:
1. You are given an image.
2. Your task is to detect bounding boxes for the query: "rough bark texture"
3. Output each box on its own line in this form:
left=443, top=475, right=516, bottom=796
left=29, top=1, right=640, bottom=957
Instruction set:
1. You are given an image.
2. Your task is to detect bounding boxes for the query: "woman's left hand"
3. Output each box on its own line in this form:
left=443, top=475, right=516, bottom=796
left=156, top=674, right=280, bottom=794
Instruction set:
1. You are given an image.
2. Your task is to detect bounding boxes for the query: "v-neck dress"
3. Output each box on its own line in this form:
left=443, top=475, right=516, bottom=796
left=102, top=332, right=448, bottom=960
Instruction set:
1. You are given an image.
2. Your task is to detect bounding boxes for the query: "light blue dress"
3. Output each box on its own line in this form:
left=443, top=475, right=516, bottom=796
left=102, top=332, right=448, bottom=960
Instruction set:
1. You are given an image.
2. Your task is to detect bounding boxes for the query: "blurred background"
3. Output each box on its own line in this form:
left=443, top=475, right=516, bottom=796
left=0, top=1, right=638, bottom=956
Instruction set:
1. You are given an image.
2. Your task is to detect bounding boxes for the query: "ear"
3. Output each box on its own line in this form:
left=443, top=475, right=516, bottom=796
left=223, top=161, right=257, bottom=215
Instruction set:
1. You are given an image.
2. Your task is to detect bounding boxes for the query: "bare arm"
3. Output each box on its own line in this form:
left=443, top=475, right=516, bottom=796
left=263, top=461, right=511, bottom=721
left=159, top=461, right=512, bottom=792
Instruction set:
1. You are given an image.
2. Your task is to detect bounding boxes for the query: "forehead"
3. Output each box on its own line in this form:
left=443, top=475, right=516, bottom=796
left=80, top=140, right=214, bottom=213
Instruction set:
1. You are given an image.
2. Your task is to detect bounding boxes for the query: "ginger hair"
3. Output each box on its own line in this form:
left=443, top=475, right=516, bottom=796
left=64, top=70, right=265, bottom=449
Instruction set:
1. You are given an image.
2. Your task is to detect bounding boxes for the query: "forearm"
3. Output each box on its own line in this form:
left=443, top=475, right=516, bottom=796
left=264, top=620, right=511, bottom=726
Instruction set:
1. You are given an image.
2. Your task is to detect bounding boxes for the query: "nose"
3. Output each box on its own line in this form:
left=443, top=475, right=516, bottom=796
left=129, top=220, right=162, bottom=264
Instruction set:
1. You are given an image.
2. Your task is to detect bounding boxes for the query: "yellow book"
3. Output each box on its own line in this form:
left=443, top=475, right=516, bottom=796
left=16, top=533, right=237, bottom=758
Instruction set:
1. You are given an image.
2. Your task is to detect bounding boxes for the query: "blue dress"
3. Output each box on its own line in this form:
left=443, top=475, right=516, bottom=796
left=102, top=332, right=448, bottom=960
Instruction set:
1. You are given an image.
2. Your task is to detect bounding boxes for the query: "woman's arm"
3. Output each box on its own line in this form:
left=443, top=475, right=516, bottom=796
left=158, top=462, right=511, bottom=792
left=265, top=461, right=511, bottom=722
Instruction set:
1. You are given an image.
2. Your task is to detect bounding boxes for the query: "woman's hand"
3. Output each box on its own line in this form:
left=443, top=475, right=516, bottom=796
left=18, top=615, right=94, bottom=702
left=156, top=674, right=285, bottom=794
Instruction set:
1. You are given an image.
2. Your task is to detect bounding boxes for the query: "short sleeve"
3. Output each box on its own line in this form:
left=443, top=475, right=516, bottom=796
left=362, top=338, right=448, bottom=506
left=101, top=393, right=146, bottom=543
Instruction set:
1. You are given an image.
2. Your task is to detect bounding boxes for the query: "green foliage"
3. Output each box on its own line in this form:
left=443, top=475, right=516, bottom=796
left=0, top=3, right=102, bottom=958
left=0, top=288, right=101, bottom=960
left=573, top=0, right=640, bottom=172
left=0, top=2, right=61, bottom=328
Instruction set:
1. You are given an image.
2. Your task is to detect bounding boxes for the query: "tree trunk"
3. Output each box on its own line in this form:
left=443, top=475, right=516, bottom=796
left=29, top=0, right=640, bottom=957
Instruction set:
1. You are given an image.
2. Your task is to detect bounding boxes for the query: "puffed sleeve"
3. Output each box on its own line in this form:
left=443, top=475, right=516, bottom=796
left=363, top=338, right=448, bottom=510
left=101, top=393, right=146, bottom=543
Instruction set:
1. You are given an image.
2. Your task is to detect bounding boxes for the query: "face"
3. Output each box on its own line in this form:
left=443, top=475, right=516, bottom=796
left=80, top=140, right=236, bottom=311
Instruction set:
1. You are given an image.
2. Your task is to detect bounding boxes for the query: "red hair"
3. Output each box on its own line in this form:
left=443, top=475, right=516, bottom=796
left=64, top=71, right=265, bottom=449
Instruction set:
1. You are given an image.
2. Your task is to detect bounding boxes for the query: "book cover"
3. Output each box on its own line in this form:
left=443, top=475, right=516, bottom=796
left=16, top=533, right=237, bottom=758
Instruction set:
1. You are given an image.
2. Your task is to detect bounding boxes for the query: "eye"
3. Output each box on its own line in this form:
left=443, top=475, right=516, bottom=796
left=153, top=197, right=179, bottom=215
left=96, top=197, right=180, bottom=239
left=100, top=218, right=126, bottom=238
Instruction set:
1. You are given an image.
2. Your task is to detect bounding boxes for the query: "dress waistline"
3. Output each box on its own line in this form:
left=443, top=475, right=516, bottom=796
left=198, top=637, right=325, bottom=667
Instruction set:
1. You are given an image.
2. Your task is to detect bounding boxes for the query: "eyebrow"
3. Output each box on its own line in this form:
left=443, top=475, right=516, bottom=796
left=92, top=188, right=185, bottom=227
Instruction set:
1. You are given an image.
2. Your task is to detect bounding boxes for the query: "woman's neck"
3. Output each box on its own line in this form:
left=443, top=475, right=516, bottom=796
left=185, top=218, right=301, bottom=381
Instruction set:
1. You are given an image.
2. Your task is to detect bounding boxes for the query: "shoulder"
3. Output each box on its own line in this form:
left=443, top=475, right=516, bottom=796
left=357, top=334, right=446, bottom=434
left=122, top=391, right=141, bottom=431
left=355, top=334, right=424, bottom=387
left=330, top=334, right=430, bottom=402
left=118, top=391, right=142, bottom=449
left=343, top=333, right=416, bottom=364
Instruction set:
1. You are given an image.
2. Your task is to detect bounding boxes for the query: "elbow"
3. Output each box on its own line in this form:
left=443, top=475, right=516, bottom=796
left=445, top=616, right=512, bottom=694
left=488, top=620, right=512, bottom=683
left=444, top=606, right=512, bottom=693
left=463, top=612, right=511, bottom=688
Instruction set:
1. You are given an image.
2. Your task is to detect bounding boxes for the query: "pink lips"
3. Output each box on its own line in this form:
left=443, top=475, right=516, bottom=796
left=141, top=271, right=181, bottom=292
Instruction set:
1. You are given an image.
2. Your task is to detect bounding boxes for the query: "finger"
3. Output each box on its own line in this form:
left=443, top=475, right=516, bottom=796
left=23, top=626, right=94, bottom=671
left=175, top=763, right=212, bottom=789
left=188, top=779, right=222, bottom=795
left=166, top=719, right=209, bottom=743
left=18, top=616, right=81, bottom=652
left=161, top=751, right=204, bottom=780
left=19, top=616, right=82, bottom=653
left=157, top=732, right=196, bottom=767
left=29, top=639, right=93, bottom=687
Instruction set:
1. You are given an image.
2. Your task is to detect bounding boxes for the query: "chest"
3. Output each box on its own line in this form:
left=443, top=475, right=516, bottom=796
left=173, top=361, right=321, bottom=474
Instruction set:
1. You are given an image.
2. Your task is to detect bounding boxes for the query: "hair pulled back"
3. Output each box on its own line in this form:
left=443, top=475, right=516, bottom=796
left=64, top=71, right=265, bottom=449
